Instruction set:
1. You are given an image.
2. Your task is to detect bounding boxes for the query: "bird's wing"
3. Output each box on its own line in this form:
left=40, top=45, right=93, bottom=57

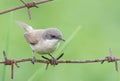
left=24, top=30, right=44, bottom=45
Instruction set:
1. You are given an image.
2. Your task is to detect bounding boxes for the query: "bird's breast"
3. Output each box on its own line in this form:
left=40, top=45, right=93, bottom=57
left=31, top=39, right=60, bottom=54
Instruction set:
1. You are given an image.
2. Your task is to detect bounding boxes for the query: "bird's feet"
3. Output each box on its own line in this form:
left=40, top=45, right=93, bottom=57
left=48, top=53, right=58, bottom=65
left=42, top=55, right=58, bottom=65
left=31, top=56, right=36, bottom=64
left=42, top=53, right=64, bottom=69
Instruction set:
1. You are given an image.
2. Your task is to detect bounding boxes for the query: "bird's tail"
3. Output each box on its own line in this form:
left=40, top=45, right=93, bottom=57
left=16, top=21, right=33, bottom=32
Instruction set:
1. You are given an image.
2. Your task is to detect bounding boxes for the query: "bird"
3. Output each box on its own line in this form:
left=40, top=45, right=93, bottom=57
left=16, top=21, right=65, bottom=64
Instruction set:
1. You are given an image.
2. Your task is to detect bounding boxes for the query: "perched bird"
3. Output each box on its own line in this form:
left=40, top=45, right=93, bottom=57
left=16, top=21, right=65, bottom=63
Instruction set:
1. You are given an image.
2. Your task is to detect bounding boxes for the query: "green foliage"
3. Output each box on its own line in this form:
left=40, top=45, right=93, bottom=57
left=0, top=0, right=120, bottom=81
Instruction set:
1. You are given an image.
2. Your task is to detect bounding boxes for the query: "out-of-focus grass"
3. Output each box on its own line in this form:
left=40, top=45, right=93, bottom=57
left=56, top=26, right=82, bottom=54
left=1, top=12, right=14, bottom=81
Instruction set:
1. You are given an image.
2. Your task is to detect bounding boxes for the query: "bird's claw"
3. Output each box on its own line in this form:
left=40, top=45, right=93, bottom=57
left=31, top=56, right=36, bottom=64
left=49, top=57, right=58, bottom=65
left=42, top=53, right=64, bottom=70
left=41, top=56, right=58, bottom=65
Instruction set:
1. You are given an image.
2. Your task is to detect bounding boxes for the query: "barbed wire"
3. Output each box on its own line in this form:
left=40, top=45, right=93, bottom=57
left=0, top=48, right=119, bottom=79
left=0, top=0, right=53, bottom=19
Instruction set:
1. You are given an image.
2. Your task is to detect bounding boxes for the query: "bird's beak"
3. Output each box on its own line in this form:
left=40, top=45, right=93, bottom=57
left=59, top=37, right=65, bottom=41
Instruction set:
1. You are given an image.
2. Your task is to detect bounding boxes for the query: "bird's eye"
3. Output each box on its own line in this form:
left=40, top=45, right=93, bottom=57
left=51, top=35, right=56, bottom=38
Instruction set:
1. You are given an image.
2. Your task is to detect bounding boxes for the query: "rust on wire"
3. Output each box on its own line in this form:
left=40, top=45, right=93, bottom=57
left=1, top=48, right=120, bottom=79
left=2, top=51, right=19, bottom=79
left=101, top=48, right=119, bottom=72
left=20, top=0, right=39, bottom=19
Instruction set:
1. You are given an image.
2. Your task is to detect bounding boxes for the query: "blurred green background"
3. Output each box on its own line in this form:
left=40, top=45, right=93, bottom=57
left=0, top=0, right=120, bottom=81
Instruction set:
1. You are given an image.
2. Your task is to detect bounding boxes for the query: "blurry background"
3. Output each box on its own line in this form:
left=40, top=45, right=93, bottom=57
left=0, top=0, right=120, bottom=81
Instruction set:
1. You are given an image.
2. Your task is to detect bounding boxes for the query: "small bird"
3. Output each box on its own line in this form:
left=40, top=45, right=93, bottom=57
left=16, top=21, right=65, bottom=63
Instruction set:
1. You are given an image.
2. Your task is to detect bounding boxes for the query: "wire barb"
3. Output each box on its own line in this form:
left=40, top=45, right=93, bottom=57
left=101, top=48, right=119, bottom=72
left=3, top=50, right=7, bottom=61
left=2, top=51, right=20, bottom=79
left=11, top=64, right=14, bottom=79
left=14, top=61, right=20, bottom=68
left=1, top=48, right=120, bottom=79
left=57, top=53, right=64, bottom=60
left=20, top=0, right=39, bottom=19
left=0, top=0, right=53, bottom=19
